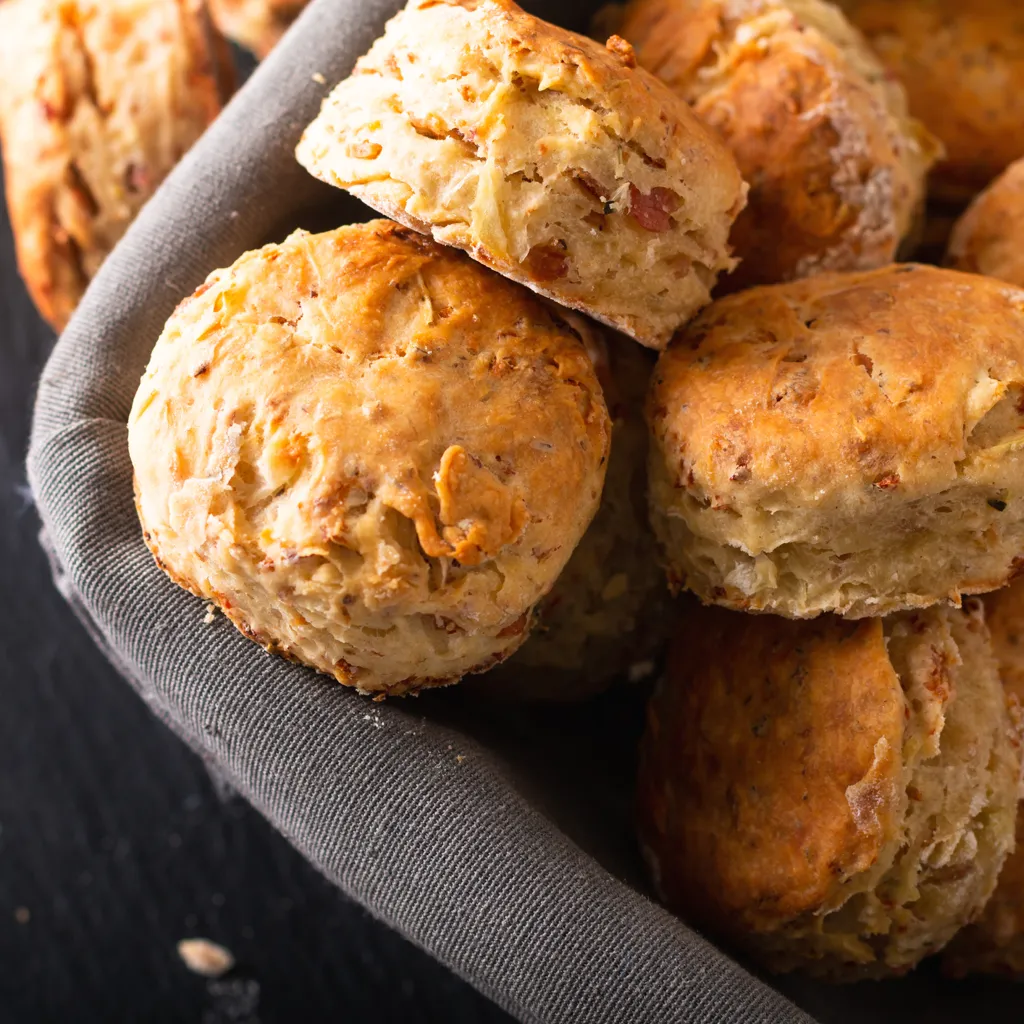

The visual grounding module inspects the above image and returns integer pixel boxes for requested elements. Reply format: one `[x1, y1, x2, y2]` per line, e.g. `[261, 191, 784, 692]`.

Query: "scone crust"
[618, 0, 938, 290]
[209, 0, 308, 58]
[128, 221, 611, 695]
[0, 0, 233, 331]
[649, 264, 1024, 618]
[947, 158, 1024, 289]
[638, 601, 1021, 978]
[840, 0, 1024, 202]
[944, 579, 1024, 977]
[476, 336, 671, 701]
[295, 0, 746, 350]
[641, 612, 907, 931]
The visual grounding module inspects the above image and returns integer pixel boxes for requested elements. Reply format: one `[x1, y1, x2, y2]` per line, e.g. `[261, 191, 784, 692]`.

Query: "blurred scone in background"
[0, 0, 234, 330]
[839, 0, 1024, 204]
[947, 158, 1024, 289]
[612, 0, 938, 289]
[209, 0, 310, 58]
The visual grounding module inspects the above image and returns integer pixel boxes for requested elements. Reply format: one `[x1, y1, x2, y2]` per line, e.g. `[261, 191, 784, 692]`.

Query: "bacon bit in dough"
[526, 242, 570, 282]
[628, 185, 680, 232]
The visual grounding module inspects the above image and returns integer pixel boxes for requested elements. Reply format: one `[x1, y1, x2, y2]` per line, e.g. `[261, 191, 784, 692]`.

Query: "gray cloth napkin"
[25, 1, 821, 1020]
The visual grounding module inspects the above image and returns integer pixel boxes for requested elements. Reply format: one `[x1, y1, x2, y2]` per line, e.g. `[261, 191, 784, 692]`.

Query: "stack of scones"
[100, 0, 1024, 981]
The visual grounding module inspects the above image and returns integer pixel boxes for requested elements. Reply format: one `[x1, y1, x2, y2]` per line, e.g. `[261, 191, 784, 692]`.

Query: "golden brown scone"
[0, 0, 234, 331]
[944, 579, 1024, 977]
[840, 0, 1024, 203]
[637, 600, 1022, 979]
[648, 264, 1024, 619]
[128, 221, 611, 697]
[295, 0, 747, 351]
[209, 0, 308, 59]
[947, 158, 1024, 289]
[472, 335, 671, 702]
[615, 0, 939, 291]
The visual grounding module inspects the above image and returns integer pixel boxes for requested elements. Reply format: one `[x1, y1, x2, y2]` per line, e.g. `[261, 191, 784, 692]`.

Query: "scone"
[0, 0, 234, 331]
[295, 0, 747, 350]
[474, 335, 671, 702]
[945, 580, 1024, 977]
[128, 221, 611, 697]
[209, 0, 309, 59]
[840, 0, 1024, 203]
[947, 158, 1024, 289]
[648, 264, 1024, 619]
[637, 601, 1021, 979]
[615, 0, 939, 290]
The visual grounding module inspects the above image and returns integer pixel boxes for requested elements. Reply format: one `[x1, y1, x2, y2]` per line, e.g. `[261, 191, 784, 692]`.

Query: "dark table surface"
[0, 170, 512, 1023]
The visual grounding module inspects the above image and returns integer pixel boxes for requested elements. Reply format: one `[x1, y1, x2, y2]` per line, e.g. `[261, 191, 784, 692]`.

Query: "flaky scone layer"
[296, 0, 746, 350]
[649, 264, 1024, 618]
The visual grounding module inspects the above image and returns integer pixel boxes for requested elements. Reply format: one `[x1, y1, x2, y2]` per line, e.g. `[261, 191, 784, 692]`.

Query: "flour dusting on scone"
[295, 0, 747, 350]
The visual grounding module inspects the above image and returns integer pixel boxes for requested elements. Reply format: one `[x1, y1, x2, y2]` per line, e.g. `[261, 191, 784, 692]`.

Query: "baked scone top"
[296, 0, 746, 349]
[129, 220, 611, 695]
[840, 0, 1024, 201]
[617, 0, 938, 288]
[650, 264, 1024, 510]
